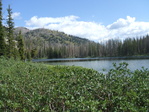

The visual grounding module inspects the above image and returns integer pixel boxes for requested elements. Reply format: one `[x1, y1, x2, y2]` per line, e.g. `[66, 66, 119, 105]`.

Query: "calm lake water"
[44, 59, 149, 73]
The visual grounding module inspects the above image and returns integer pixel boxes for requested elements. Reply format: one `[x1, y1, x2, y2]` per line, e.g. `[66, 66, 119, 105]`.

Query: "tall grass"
[0, 57, 149, 111]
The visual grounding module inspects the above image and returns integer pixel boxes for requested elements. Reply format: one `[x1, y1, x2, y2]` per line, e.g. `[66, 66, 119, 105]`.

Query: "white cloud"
[107, 16, 149, 40]
[107, 16, 135, 29]
[25, 15, 149, 42]
[12, 12, 21, 19]
[25, 15, 79, 27]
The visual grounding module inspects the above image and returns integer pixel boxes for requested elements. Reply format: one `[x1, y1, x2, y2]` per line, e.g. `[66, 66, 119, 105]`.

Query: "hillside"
[14, 27, 149, 59]
[14, 27, 30, 34]
[14, 27, 97, 58]
[14, 27, 91, 45]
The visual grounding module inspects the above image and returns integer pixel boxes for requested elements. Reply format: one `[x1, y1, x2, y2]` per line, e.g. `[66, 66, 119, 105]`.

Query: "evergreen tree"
[31, 48, 38, 58]
[26, 50, 31, 61]
[7, 5, 15, 58]
[17, 31, 25, 60]
[0, 0, 6, 56]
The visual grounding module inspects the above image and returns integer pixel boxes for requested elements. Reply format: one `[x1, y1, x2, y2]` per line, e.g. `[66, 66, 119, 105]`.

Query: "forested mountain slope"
[14, 27, 149, 59]
[14, 27, 91, 45]
[14, 27, 97, 58]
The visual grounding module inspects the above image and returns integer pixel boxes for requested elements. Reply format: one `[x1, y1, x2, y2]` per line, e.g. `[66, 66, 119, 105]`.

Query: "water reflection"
[47, 59, 149, 73]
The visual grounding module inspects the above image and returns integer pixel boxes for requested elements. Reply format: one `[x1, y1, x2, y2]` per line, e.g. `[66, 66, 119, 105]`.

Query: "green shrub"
[0, 58, 149, 111]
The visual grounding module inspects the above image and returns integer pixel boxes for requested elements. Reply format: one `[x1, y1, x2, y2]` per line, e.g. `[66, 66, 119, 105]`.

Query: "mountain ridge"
[14, 27, 97, 58]
[14, 27, 93, 45]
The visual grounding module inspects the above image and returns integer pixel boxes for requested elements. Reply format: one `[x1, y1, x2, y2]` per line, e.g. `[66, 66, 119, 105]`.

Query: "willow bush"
[0, 57, 149, 111]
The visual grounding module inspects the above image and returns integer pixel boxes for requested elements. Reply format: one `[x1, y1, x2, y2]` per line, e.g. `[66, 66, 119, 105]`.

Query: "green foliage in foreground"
[0, 57, 149, 112]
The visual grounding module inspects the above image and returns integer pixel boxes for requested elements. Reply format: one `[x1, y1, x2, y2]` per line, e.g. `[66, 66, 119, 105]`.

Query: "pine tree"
[0, 0, 6, 56]
[7, 5, 15, 58]
[26, 50, 31, 61]
[17, 31, 25, 60]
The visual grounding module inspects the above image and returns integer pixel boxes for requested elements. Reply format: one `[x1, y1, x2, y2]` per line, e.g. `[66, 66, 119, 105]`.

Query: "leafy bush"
[0, 57, 149, 111]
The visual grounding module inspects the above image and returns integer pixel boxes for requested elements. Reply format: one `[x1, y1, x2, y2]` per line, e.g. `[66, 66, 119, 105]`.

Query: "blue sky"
[3, 0, 149, 42]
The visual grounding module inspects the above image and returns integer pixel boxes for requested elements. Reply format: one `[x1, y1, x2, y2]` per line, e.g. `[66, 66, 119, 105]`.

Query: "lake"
[37, 58, 149, 73]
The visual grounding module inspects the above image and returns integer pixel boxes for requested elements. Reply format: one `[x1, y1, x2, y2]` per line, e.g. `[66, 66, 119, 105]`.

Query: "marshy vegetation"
[0, 57, 149, 111]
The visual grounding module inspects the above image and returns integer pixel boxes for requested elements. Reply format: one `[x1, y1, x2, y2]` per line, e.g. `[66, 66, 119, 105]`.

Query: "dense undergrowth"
[0, 57, 149, 112]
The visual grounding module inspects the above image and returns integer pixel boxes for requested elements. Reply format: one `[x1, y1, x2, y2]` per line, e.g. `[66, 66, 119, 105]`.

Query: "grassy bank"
[0, 57, 149, 111]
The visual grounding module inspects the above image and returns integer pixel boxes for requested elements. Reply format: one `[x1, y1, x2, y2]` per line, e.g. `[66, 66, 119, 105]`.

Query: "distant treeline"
[27, 33, 149, 59]
[100, 35, 149, 57]
[36, 35, 149, 58]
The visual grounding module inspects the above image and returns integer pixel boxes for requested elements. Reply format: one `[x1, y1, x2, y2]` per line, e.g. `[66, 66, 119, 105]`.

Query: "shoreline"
[32, 56, 149, 62]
